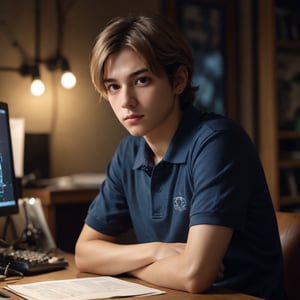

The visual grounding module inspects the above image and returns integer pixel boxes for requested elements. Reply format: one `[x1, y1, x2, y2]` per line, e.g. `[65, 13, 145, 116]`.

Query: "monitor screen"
[0, 102, 19, 217]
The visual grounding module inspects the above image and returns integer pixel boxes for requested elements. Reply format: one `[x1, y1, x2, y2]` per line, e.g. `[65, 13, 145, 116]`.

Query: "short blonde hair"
[90, 15, 197, 110]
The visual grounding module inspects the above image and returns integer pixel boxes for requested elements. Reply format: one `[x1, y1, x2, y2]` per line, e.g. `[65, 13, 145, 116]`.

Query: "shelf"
[277, 40, 300, 50]
[279, 160, 300, 168]
[279, 130, 300, 139]
[258, 0, 300, 210]
[280, 195, 300, 206]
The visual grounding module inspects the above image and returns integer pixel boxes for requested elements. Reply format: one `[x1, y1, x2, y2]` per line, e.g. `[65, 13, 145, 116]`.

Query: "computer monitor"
[0, 102, 19, 217]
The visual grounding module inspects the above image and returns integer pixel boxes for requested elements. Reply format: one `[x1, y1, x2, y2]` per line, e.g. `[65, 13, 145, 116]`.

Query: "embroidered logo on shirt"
[173, 196, 187, 212]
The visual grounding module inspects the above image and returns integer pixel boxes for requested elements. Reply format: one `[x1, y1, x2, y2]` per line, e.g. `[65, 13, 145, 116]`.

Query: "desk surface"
[1, 253, 262, 300]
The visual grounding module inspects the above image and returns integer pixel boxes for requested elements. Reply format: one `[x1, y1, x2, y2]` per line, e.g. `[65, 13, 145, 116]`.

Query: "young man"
[75, 15, 286, 299]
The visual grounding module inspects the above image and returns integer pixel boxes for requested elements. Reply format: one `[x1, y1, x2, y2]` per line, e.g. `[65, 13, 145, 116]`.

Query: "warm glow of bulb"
[61, 71, 77, 89]
[30, 79, 45, 96]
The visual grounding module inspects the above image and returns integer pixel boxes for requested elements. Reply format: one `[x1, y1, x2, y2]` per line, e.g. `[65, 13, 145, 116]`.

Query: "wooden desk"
[1, 253, 262, 300]
[23, 187, 99, 252]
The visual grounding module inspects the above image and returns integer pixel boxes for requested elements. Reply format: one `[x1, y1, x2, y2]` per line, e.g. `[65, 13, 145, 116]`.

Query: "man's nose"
[121, 86, 137, 108]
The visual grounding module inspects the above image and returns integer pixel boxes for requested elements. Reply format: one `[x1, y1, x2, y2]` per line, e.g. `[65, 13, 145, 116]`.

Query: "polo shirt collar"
[132, 139, 151, 170]
[133, 106, 204, 169]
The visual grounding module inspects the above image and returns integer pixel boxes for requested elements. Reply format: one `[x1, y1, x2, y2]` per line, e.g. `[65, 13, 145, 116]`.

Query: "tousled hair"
[90, 15, 198, 110]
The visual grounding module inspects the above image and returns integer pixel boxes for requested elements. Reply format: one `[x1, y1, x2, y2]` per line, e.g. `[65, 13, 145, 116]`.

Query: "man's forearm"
[129, 252, 215, 293]
[75, 240, 161, 275]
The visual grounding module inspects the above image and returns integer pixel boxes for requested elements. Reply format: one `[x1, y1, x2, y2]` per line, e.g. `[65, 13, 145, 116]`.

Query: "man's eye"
[136, 77, 150, 85]
[107, 84, 119, 92]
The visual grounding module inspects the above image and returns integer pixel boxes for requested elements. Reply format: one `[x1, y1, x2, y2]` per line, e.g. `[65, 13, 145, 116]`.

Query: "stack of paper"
[6, 276, 165, 300]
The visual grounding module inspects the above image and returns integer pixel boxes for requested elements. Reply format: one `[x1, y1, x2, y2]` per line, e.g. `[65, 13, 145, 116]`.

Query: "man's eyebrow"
[103, 68, 149, 83]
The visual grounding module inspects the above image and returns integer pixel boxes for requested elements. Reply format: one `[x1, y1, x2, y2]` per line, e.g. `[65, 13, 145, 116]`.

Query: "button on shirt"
[85, 106, 286, 300]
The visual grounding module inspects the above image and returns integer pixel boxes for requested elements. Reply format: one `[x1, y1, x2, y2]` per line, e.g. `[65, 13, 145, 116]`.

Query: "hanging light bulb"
[30, 78, 45, 96]
[61, 70, 77, 89]
[61, 57, 76, 89]
[30, 65, 45, 96]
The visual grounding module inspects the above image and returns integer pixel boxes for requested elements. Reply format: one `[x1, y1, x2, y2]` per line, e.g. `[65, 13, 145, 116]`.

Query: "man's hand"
[128, 225, 232, 293]
[76, 224, 232, 293]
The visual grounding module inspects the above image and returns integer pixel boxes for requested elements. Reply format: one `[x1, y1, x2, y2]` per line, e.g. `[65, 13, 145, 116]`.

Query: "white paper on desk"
[5, 276, 165, 300]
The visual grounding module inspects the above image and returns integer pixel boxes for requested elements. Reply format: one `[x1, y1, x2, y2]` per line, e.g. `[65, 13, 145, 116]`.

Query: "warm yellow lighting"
[28, 197, 36, 205]
[30, 78, 45, 96]
[61, 71, 77, 89]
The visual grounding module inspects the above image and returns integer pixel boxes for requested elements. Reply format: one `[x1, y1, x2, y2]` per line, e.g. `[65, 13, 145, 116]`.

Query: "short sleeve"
[189, 126, 258, 231]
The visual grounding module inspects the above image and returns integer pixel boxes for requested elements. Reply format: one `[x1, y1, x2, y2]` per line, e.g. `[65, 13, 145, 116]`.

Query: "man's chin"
[124, 126, 145, 137]
[129, 132, 144, 137]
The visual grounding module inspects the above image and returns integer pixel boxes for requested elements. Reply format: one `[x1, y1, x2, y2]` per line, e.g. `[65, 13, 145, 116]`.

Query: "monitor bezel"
[0, 101, 19, 217]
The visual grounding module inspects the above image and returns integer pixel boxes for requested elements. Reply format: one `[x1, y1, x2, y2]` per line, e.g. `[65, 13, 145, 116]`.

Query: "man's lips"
[124, 114, 144, 121]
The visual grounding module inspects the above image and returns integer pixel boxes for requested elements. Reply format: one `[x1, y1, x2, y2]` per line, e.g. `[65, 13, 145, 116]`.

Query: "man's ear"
[173, 65, 188, 95]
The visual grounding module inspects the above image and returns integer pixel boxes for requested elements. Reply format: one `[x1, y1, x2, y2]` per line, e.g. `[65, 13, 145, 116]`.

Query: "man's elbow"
[183, 269, 215, 294]
[74, 243, 91, 273]
[184, 278, 212, 294]
[74, 252, 88, 273]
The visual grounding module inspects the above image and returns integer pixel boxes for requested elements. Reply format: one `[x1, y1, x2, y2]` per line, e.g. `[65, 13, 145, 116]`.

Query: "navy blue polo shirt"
[85, 106, 286, 300]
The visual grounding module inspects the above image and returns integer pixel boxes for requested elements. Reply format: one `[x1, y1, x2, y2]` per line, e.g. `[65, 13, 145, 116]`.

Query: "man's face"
[103, 48, 182, 140]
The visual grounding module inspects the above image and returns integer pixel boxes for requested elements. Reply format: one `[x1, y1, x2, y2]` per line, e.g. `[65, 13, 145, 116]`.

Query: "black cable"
[34, 0, 41, 64]
[0, 20, 30, 62]
[56, 0, 63, 56]
[0, 67, 19, 72]
[55, 0, 79, 54]
[0, 263, 24, 282]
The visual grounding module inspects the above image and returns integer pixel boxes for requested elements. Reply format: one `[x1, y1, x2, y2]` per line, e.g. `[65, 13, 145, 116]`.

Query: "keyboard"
[0, 247, 69, 275]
